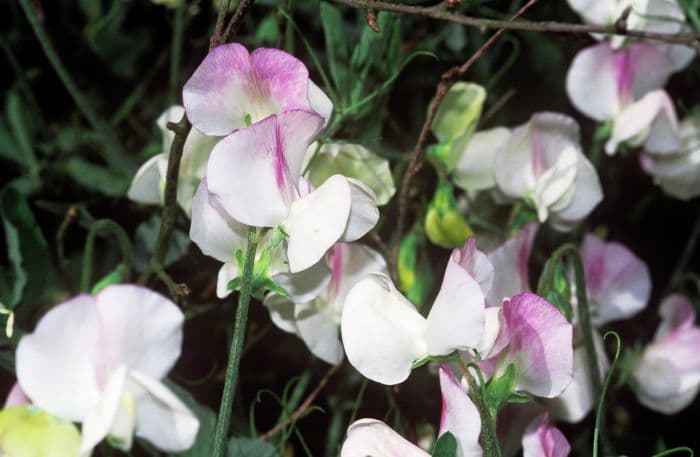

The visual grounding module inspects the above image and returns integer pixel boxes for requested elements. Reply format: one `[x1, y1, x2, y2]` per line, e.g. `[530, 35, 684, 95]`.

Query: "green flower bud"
[424, 182, 473, 249]
[0, 405, 82, 457]
[397, 228, 434, 306]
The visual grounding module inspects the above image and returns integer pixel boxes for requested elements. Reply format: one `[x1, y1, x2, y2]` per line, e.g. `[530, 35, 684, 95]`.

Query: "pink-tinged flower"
[580, 233, 652, 326]
[340, 366, 482, 457]
[631, 294, 700, 414]
[493, 113, 602, 232]
[203, 109, 378, 272]
[521, 412, 570, 457]
[183, 43, 332, 136]
[640, 110, 700, 200]
[263, 243, 387, 365]
[481, 293, 574, 398]
[487, 223, 538, 306]
[341, 239, 488, 385]
[15, 285, 199, 454]
[128, 106, 220, 217]
[4, 383, 30, 407]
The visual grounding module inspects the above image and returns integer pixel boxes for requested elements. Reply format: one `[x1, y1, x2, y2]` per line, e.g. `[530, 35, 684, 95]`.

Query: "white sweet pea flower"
[15, 285, 199, 455]
[128, 106, 220, 217]
[341, 239, 489, 385]
[452, 127, 512, 193]
[493, 113, 603, 232]
[203, 110, 378, 273]
[641, 108, 700, 199]
[263, 242, 387, 365]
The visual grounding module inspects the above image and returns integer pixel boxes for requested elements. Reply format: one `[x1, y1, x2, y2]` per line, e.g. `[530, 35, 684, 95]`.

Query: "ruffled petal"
[206, 110, 324, 228]
[548, 155, 603, 232]
[263, 293, 298, 334]
[341, 178, 379, 242]
[438, 365, 483, 457]
[16, 294, 102, 422]
[274, 257, 333, 303]
[127, 154, 167, 205]
[341, 419, 429, 457]
[295, 303, 344, 364]
[487, 223, 537, 306]
[341, 274, 428, 385]
[130, 371, 199, 452]
[330, 243, 388, 310]
[307, 80, 334, 126]
[284, 174, 352, 272]
[453, 127, 510, 192]
[190, 180, 248, 264]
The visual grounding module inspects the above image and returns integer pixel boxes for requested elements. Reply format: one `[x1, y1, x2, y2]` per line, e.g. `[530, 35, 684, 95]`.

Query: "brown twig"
[367, 8, 380, 32]
[331, 0, 700, 46]
[391, 0, 541, 268]
[259, 363, 341, 440]
[223, 0, 257, 43]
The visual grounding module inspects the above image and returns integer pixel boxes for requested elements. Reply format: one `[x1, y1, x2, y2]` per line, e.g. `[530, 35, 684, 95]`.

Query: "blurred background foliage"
[1, 0, 700, 455]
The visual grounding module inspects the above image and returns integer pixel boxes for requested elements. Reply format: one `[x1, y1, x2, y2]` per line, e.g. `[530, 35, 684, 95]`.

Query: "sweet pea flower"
[478, 293, 574, 398]
[340, 365, 482, 457]
[0, 405, 82, 457]
[580, 233, 652, 325]
[631, 294, 700, 414]
[452, 127, 512, 192]
[486, 223, 538, 307]
[640, 109, 700, 200]
[127, 105, 220, 216]
[263, 242, 387, 365]
[341, 239, 489, 385]
[203, 109, 379, 273]
[15, 285, 199, 455]
[493, 112, 603, 232]
[183, 43, 332, 136]
[303, 142, 396, 206]
[521, 412, 570, 457]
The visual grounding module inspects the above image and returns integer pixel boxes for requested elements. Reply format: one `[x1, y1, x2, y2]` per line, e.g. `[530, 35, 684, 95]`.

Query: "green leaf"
[227, 437, 277, 457]
[90, 263, 128, 294]
[536, 253, 573, 321]
[320, 2, 350, 101]
[431, 431, 458, 457]
[0, 185, 49, 309]
[485, 364, 517, 416]
[5, 89, 36, 172]
[166, 382, 217, 457]
[61, 157, 129, 197]
[397, 227, 435, 306]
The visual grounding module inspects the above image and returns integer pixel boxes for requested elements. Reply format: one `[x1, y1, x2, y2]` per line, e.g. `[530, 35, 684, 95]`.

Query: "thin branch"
[392, 0, 540, 267]
[331, 0, 700, 46]
[259, 363, 341, 441]
[56, 204, 79, 293]
[222, 0, 257, 43]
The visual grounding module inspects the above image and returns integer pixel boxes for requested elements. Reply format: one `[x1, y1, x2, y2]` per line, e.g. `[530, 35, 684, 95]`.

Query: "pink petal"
[487, 223, 537, 306]
[522, 412, 571, 457]
[206, 110, 324, 228]
[438, 365, 482, 457]
[4, 383, 30, 407]
[499, 293, 574, 398]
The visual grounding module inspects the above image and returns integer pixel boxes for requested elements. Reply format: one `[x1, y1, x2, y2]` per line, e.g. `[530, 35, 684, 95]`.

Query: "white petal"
[566, 43, 622, 122]
[341, 274, 428, 385]
[548, 155, 603, 232]
[566, 0, 615, 25]
[263, 293, 298, 334]
[295, 303, 344, 364]
[453, 127, 510, 192]
[79, 366, 129, 455]
[341, 178, 380, 242]
[284, 175, 352, 272]
[130, 371, 199, 452]
[16, 294, 102, 422]
[330, 243, 388, 309]
[273, 257, 333, 303]
[127, 154, 166, 205]
[216, 262, 239, 299]
[438, 366, 483, 457]
[308, 80, 334, 126]
[473, 307, 505, 358]
[341, 419, 429, 457]
[487, 223, 537, 306]
[190, 180, 248, 264]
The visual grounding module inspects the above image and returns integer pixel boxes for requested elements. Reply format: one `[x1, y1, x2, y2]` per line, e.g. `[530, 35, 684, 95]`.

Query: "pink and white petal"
[451, 238, 495, 297]
[190, 180, 248, 264]
[631, 356, 693, 414]
[438, 365, 483, 457]
[628, 42, 679, 100]
[263, 293, 298, 335]
[284, 175, 352, 272]
[331, 243, 388, 311]
[16, 295, 102, 422]
[341, 274, 428, 385]
[548, 156, 603, 232]
[566, 43, 622, 122]
[127, 154, 166, 205]
[522, 413, 570, 457]
[183, 43, 255, 135]
[95, 285, 184, 381]
[487, 223, 537, 307]
[566, 0, 615, 26]
[341, 419, 429, 457]
[606, 90, 680, 155]
[453, 127, 510, 192]
[534, 146, 579, 218]
[250, 47, 311, 116]
[216, 262, 239, 299]
[295, 303, 344, 365]
[79, 366, 129, 455]
[501, 293, 574, 398]
[654, 294, 696, 340]
[426, 247, 487, 355]
[341, 178, 379, 242]
[129, 371, 199, 452]
[307, 80, 334, 126]
[493, 122, 537, 200]
[274, 258, 333, 303]
[581, 234, 651, 325]
[473, 307, 506, 359]
[4, 383, 30, 407]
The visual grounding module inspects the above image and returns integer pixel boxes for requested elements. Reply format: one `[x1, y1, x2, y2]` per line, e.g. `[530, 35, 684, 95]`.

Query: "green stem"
[17, 0, 132, 175]
[458, 360, 502, 457]
[169, 0, 187, 104]
[593, 332, 621, 457]
[81, 219, 133, 292]
[212, 227, 258, 457]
